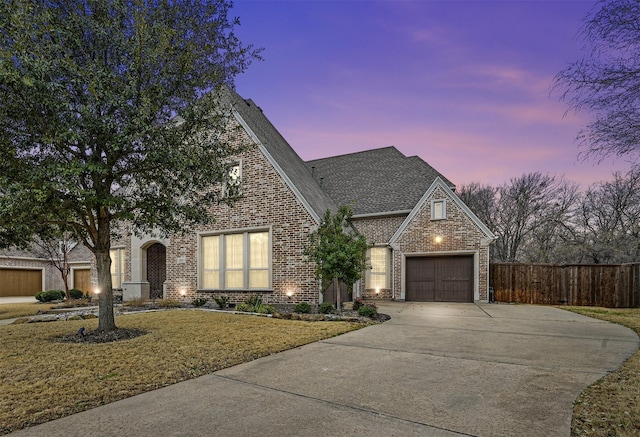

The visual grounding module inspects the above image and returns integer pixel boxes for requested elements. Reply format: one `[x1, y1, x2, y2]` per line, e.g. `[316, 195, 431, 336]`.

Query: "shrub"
[293, 302, 312, 314]
[255, 304, 275, 314]
[213, 295, 229, 309]
[192, 297, 208, 307]
[157, 299, 181, 308]
[245, 294, 263, 307]
[318, 302, 335, 314]
[35, 290, 65, 303]
[358, 304, 378, 318]
[352, 298, 365, 311]
[235, 303, 251, 312]
[68, 288, 84, 299]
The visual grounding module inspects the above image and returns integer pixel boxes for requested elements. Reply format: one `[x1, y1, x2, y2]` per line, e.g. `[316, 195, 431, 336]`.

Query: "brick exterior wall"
[158, 138, 320, 305]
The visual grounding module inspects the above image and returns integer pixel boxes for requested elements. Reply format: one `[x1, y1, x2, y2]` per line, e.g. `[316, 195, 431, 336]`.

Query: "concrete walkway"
[9, 302, 640, 437]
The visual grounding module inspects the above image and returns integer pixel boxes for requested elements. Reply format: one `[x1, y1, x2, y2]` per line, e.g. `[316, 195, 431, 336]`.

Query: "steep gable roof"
[306, 146, 455, 216]
[224, 88, 336, 222]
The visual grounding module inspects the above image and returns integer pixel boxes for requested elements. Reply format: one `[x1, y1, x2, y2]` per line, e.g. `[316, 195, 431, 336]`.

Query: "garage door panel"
[0, 269, 43, 297]
[406, 256, 473, 303]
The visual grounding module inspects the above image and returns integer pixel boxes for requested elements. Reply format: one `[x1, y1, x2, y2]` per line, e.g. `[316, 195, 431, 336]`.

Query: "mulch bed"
[52, 327, 147, 344]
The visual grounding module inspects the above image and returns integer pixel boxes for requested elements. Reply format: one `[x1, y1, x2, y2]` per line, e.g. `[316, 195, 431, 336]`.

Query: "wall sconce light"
[375, 288, 380, 295]
[286, 290, 293, 300]
[179, 289, 186, 298]
[434, 235, 443, 244]
[94, 288, 101, 295]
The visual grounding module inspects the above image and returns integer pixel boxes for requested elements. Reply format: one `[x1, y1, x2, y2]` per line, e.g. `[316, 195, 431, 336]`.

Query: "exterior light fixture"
[180, 289, 186, 298]
[434, 235, 443, 244]
[286, 290, 293, 299]
[375, 288, 380, 295]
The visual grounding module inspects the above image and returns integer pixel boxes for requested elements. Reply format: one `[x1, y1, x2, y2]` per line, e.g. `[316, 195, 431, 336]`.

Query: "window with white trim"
[225, 163, 242, 197]
[110, 248, 125, 289]
[431, 199, 446, 220]
[366, 247, 390, 289]
[201, 230, 270, 289]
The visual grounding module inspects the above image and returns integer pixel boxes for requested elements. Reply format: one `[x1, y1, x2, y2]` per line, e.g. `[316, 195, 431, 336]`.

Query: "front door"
[147, 243, 166, 300]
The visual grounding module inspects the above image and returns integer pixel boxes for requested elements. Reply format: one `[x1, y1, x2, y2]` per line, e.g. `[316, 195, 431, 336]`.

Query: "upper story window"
[110, 248, 125, 289]
[366, 247, 390, 289]
[201, 230, 270, 290]
[225, 162, 242, 197]
[431, 199, 446, 220]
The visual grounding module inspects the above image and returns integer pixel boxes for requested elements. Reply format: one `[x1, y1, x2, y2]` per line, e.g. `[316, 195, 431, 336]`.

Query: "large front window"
[367, 247, 390, 289]
[201, 230, 270, 289]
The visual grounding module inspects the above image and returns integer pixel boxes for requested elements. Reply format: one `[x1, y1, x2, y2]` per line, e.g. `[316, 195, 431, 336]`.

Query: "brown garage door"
[0, 268, 43, 297]
[406, 256, 473, 302]
[73, 269, 92, 294]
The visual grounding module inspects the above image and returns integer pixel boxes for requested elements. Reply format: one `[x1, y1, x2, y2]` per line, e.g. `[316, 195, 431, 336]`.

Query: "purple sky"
[231, 0, 633, 188]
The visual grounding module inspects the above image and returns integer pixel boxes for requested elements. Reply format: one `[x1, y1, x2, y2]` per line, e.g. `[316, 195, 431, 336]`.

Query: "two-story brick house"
[119, 87, 495, 305]
[1, 87, 495, 304]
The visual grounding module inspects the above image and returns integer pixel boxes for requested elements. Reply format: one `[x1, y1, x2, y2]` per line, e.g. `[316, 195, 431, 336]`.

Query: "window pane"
[203, 271, 219, 289]
[368, 248, 389, 289]
[110, 249, 121, 288]
[250, 232, 269, 269]
[225, 234, 243, 269]
[226, 271, 243, 288]
[433, 200, 445, 219]
[370, 248, 387, 273]
[249, 270, 269, 288]
[202, 236, 219, 269]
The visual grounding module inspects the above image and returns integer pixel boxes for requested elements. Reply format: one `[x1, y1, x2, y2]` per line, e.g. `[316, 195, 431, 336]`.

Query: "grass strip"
[563, 307, 640, 436]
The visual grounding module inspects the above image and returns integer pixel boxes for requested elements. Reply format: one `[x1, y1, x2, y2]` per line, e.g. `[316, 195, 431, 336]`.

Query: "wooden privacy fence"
[490, 263, 640, 308]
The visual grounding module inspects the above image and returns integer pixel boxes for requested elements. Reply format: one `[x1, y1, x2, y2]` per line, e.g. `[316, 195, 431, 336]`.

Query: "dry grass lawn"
[563, 307, 640, 436]
[0, 303, 55, 320]
[0, 308, 361, 434]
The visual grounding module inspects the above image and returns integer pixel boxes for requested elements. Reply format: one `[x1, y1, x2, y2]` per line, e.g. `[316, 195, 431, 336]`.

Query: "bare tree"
[30, 234, 77, 299]
[460, 174, 579, 263]
[554, 0, 640, 162]
[572, 165, 640, 263]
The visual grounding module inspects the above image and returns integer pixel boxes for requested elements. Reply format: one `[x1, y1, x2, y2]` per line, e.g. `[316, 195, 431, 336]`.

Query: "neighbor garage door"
[0, 268, 43, 297]
[406, 256, 473, 302]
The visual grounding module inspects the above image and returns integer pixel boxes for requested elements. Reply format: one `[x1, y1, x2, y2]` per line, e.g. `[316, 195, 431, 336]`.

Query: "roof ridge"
[306, 145, 402, 163]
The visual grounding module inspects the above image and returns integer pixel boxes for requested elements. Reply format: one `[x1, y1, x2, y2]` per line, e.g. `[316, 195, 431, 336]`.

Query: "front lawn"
[0, 303, 55, 320]
[563, 307, 640, 436]
[0, 309, 360, 434]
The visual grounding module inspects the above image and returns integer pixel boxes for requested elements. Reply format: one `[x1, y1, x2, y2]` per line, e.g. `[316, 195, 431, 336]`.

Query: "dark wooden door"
[147, 243, 166, 300]
[406, 256, 473, 302]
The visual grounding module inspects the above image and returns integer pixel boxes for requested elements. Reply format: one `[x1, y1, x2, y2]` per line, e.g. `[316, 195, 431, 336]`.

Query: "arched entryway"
[146, 243, 166, 300]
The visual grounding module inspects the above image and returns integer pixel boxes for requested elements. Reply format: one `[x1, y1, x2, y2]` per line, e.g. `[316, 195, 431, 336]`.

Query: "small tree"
[305, 206, 371, 312]
[30, 232, 77, 299]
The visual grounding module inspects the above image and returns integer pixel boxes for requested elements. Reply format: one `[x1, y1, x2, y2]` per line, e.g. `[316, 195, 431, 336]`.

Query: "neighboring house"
[0, 244, 94, 297]
[120, 88, 495, 305]
[0, 87, 495, 303]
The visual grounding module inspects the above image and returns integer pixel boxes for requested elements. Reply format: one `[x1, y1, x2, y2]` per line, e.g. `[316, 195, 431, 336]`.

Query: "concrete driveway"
[10, 302, 639, 437]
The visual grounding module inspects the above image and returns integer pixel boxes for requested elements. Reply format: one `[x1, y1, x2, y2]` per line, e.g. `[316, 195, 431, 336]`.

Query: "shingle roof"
[225, 88, 337, 222]
[306, 147, 455, 216]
